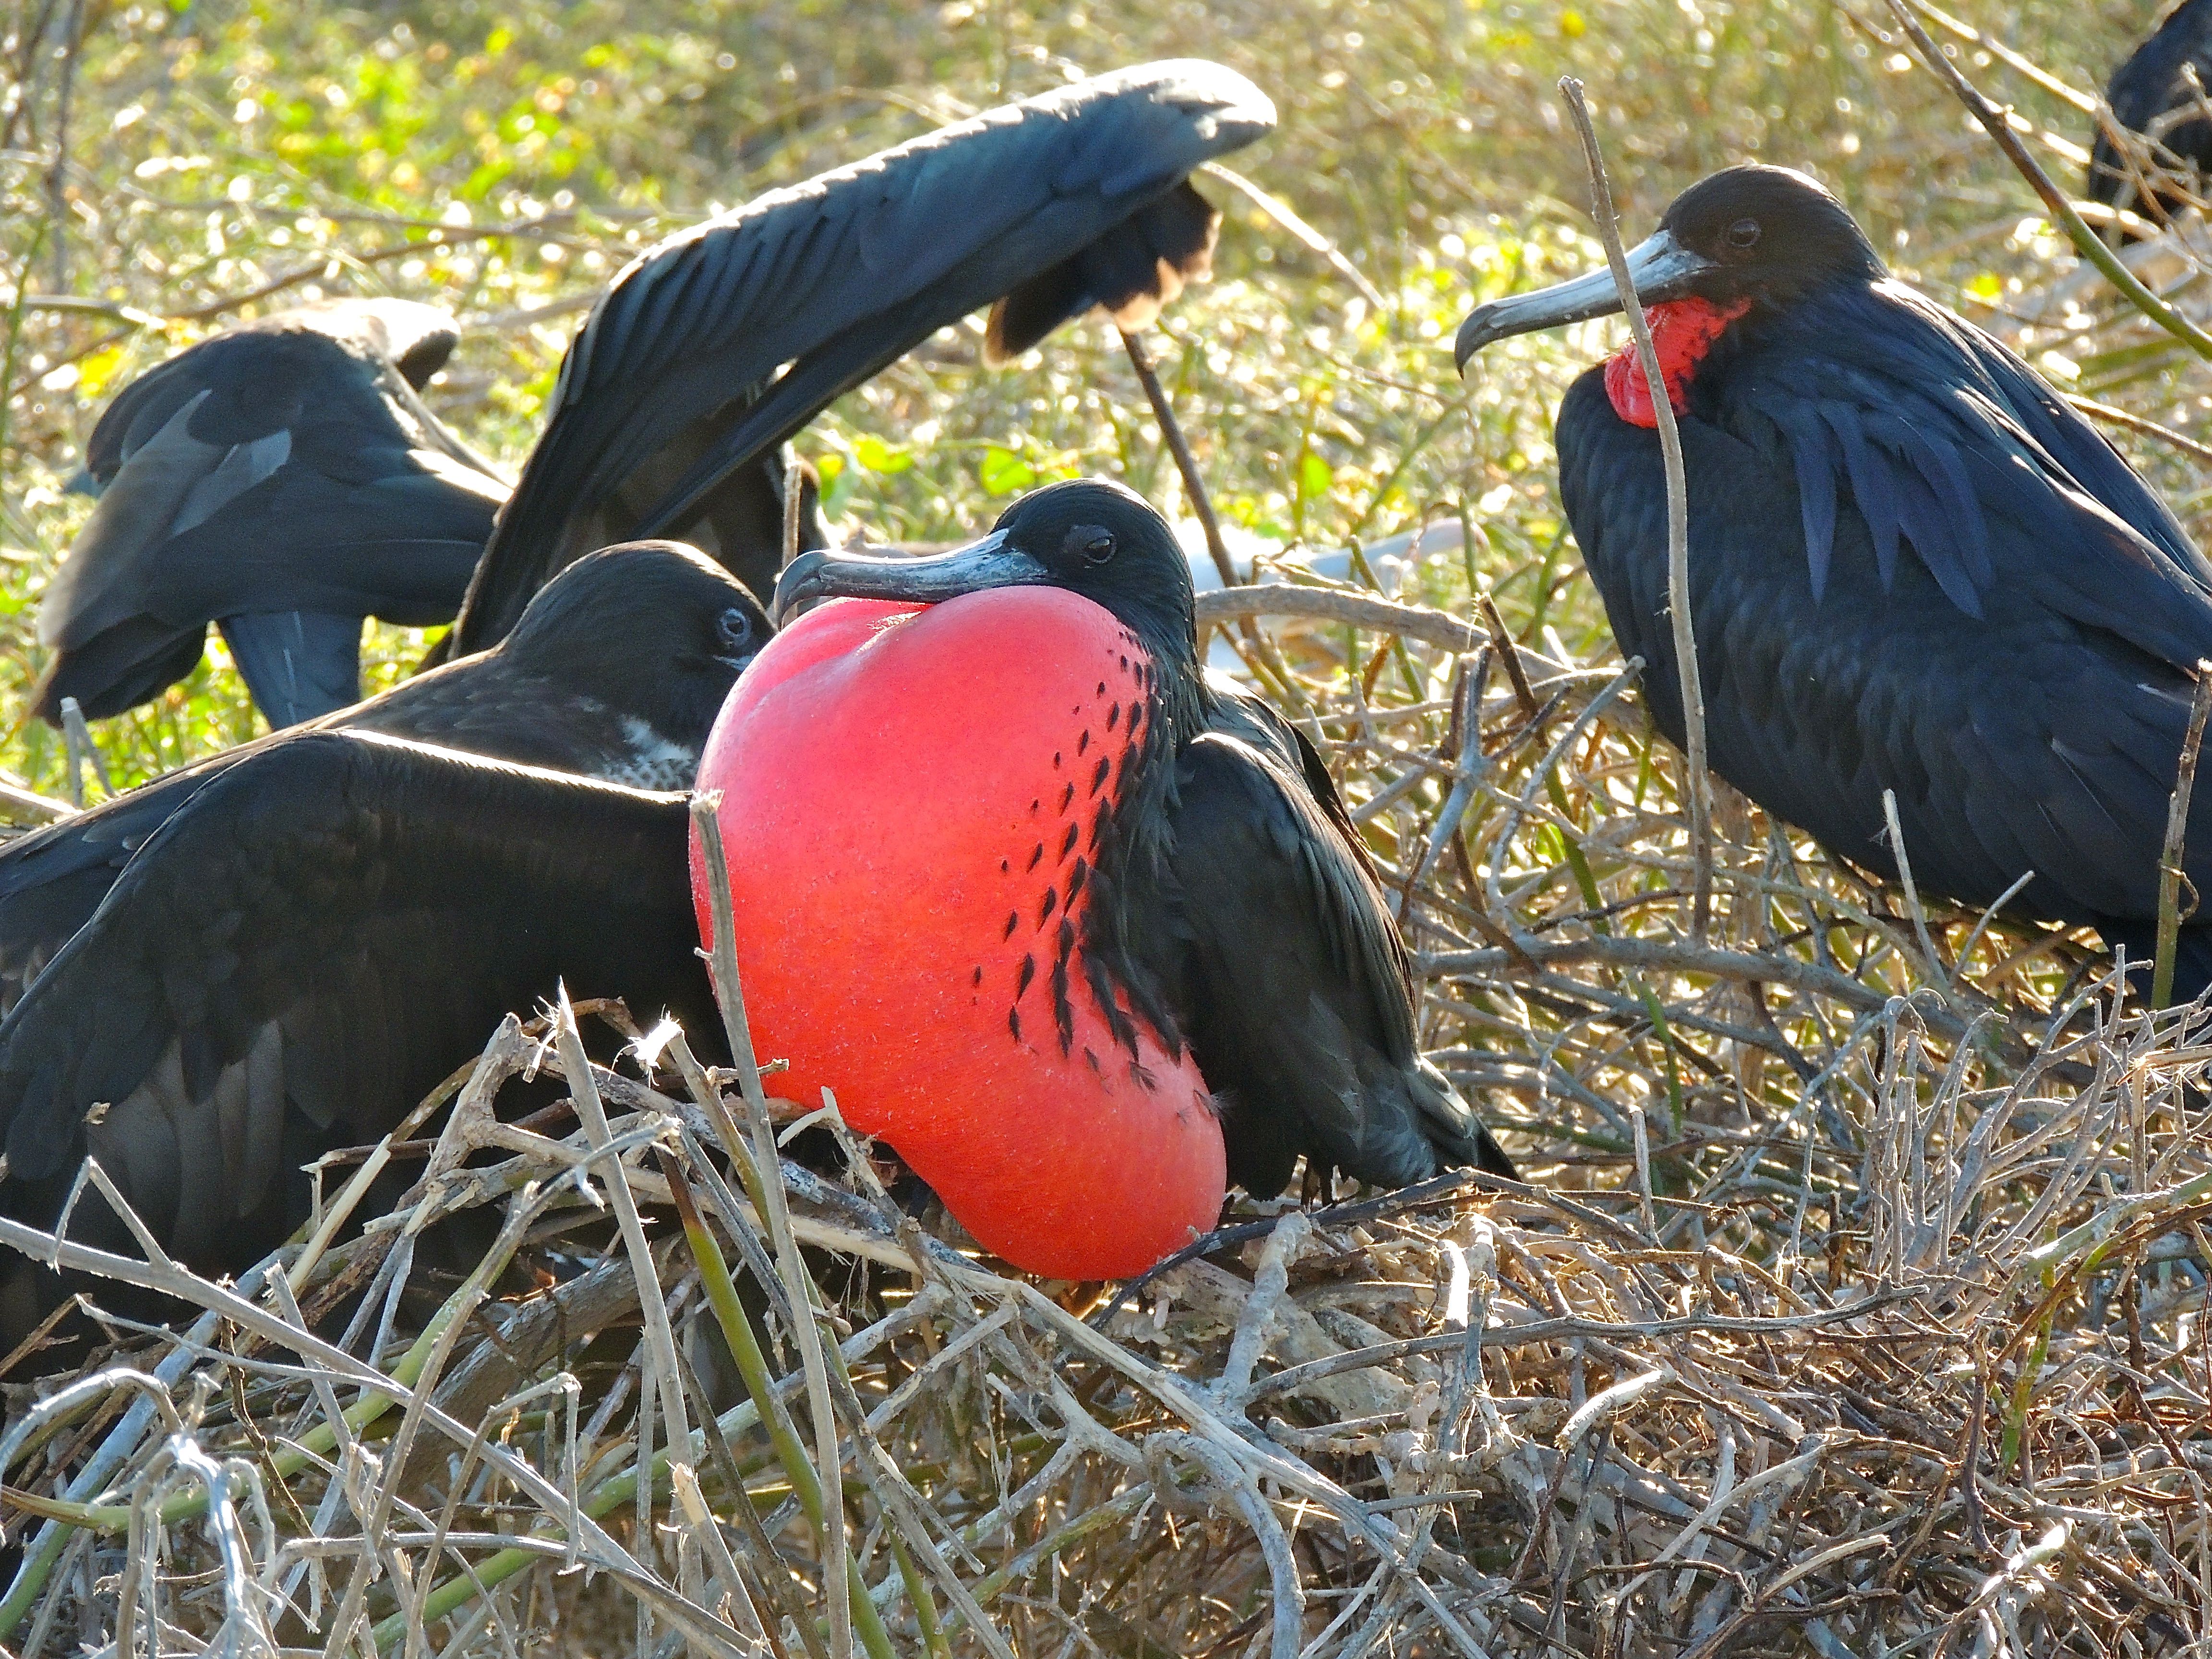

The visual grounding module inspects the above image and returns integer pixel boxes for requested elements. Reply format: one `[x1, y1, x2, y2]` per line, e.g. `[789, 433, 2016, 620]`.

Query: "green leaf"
[853, 435, 912, 475]
[1298, 451, 1333, 502]
[980, 445, 1036, 496]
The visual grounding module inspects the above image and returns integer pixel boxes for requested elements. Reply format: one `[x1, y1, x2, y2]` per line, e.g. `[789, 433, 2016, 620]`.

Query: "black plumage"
[440, 59, 1275, 656]
[36, 299, 508, 727]
[0, 732, 710, 1350]
[2090, 0, 2212, 228]
[772, 479, 1516, 1196]
[1455, 164, 2212, 991]
[0, 541, 766, 1019]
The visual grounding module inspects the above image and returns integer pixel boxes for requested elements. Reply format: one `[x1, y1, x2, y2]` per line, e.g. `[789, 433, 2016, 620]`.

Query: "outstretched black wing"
[1142, 697, 1513, 1197]
[36, 300, 505, 723]
[445, 59, 1274, 652]
[0, 745, 267, 1020]
[0, 731, 709, 1314]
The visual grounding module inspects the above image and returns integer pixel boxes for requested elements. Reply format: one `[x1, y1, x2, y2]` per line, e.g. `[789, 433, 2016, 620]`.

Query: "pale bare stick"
[2153, 662, 2212, 1009]
[1557, 76, 1713, 936]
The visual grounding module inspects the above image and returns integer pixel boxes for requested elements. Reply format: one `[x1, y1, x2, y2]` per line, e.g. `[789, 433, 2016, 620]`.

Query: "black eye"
[716, 607, 756, 651]
[1725, 218, 1761, 251]
[1081, 532, 1116, 566]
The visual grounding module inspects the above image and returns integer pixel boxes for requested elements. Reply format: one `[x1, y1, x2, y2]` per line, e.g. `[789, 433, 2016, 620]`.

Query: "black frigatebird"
[0, 728, 713, 1351]
[0, 541, 767, 1020]
[438, 59, 1276, 656]
[699, 478, 1516, 1278]
[1454, 163, 2212, 992]
[2089, 0, 2212, 229]
[34, 299, 508, 727]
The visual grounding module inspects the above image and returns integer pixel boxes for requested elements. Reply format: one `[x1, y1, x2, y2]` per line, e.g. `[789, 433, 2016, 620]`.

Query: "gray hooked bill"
[1453, 229, 1718, 373]
[770, 531, 1053, 625]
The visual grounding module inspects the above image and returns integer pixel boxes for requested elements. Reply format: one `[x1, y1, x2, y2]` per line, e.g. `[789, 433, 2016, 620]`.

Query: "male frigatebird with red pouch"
[693, 479, 1515, 1280]
[1455, 164, 2212, 994]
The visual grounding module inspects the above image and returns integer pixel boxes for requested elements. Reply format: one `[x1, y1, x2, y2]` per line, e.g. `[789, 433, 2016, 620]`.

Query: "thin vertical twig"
[782, 447, 805, 573]
[1119, 326, 1238, 590]
[2153, 663, 2212, 1009]
[1882, 789, 1952, 994]
[1557, 77, 1713, 937]
[554, 991, 689, 1451]
[44, 0, 83, 294]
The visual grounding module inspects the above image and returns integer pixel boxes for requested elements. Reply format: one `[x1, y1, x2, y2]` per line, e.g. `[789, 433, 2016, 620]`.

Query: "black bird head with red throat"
[1455, 166, 1885, 420]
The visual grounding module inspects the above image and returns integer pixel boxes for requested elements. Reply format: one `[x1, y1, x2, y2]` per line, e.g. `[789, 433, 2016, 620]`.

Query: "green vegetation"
[0, 0, 2186, 796]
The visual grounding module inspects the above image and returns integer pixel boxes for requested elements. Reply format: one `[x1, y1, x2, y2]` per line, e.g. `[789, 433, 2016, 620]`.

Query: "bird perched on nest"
[2089, 0, 2212, 231]
[33, 299, 508, 728]
[0, 478, 1515, 1348]
[0, 541, 769, 1352]
[0, 541, 767, 1022]
[1455, 163, 2212, 997]
[716, 478, 1517, 1279]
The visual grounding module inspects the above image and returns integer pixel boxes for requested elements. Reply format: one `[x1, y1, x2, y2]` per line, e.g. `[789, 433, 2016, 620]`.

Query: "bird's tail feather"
[217, 611, 362, 729]
[1414, 1055, 1518, 1181]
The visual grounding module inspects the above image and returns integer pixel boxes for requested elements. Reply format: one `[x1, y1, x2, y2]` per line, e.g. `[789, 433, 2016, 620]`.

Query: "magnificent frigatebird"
[1454, 164, 2212, 993]
[2089, 0, 2212, 229]
[0, 729, 715, 1351]
[0, 541, 767, 1020]
[0, 486, 1507, 1333]
[438, 59, 1276, 656]
[705, 478, 1516, 1279]
[33, 299, 508, 727]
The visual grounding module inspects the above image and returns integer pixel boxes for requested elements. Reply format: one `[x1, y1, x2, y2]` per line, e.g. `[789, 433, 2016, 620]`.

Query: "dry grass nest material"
[3, 563, 2212, 1659]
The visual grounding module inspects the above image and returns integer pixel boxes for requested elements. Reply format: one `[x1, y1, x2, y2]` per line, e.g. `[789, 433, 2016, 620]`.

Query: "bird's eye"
[1725, 218, 1761, 251]
[1081, 532, 1117, 566]
[716, 607, 756, 651]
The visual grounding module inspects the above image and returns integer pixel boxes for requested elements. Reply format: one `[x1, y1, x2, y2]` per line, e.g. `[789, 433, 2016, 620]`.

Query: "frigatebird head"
[500, 539, 773, 750]
[1455, 164, 1886, 371]
[773, 477, 1199, 667]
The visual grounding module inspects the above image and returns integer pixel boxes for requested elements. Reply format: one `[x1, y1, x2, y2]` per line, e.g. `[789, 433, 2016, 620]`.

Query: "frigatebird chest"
[691, 590, 1225, 1280]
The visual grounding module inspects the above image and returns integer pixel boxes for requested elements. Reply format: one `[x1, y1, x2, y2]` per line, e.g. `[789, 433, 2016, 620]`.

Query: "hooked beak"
[1453, 229, 1719, 374]
[771, 530, 1051, 626]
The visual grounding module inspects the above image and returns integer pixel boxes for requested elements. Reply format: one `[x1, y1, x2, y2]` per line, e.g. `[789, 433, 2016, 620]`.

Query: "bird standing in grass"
[707, 478, 1516, 1280]
[1455, 164, 2212, 995]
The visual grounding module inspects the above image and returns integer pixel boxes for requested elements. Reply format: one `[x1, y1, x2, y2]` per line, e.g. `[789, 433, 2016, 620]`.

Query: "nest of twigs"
[3, 562, 2211, 1659]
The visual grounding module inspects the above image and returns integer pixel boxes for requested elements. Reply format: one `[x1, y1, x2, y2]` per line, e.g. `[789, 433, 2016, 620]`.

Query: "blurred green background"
[0, 0, 2188, 795]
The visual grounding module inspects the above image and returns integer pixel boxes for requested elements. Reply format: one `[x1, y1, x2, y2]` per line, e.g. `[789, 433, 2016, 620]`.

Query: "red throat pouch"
[1603, 297, 1750, 427]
